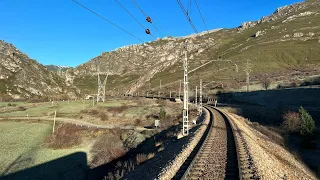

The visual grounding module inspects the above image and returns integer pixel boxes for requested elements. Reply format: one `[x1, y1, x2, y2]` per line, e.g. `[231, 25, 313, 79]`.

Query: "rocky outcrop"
[0, 40, 78, 99]
[74, 35, 215, 94]
[293, 32, 304, 38]
[238, 1, 320, 31]
[252, 30, 266, 38]
[238, 21, 258, 31]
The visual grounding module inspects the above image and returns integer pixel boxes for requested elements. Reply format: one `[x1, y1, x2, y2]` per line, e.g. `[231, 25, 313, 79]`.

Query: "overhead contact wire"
[72, 0, 144, 42]
[177, 0, 198, 33]
[193, 0, 209, 32]
[129, 0, 164, 36]
[113, 0, 156, 39]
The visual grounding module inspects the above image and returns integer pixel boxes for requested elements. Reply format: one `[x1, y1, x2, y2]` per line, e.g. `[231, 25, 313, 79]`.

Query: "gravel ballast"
[222, 109, 317, 179]
[157, 108, 210, 179]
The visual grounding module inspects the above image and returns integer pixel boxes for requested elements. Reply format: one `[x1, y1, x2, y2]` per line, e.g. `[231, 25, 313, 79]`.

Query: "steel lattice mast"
[195, 86, 198, 105]
[199, 79, 203, 114]
[183, 41, 189, 136]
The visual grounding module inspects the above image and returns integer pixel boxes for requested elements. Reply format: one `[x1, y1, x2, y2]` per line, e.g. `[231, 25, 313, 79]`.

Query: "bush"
[18, 106, 27, 111]
[159, 106, 166, 120]
[136, 153, 155, 165]
[45, 124, 82, 149]
[299, 107, 316, 136]
[99, 112, 109, 121]
[261, 75, 271, 90]
[134, 119, 141, 126]
[282, 111, 301, 133]
[90, 134, 125, 167]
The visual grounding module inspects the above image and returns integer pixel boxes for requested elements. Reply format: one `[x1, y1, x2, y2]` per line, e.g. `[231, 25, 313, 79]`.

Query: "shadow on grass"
[0, 152, 89, 180]
[0, 111, 209, 180]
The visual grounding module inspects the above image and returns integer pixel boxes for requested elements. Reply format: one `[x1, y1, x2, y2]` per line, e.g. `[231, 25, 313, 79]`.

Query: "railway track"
[174, 105, 239, 179]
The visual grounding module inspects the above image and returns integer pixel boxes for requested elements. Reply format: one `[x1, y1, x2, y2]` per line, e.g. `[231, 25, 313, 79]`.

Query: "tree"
[299, 106, 316, 136]
[159, 106, 166, 120]
[261, 75, 271, 90]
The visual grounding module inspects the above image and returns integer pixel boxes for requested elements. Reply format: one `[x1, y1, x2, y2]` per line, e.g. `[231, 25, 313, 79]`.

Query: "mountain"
[73, 0, 320, 95]
[0, 40, 79, 100]
[46, 65, 71, 72]
[1, 0, 320, 99]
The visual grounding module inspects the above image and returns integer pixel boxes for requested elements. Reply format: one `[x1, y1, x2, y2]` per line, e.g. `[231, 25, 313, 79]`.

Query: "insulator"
[146, 16, 152, 23]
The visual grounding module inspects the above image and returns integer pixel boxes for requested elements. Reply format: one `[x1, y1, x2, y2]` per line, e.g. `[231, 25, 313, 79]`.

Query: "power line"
[177, 0, 198, 33]
[113, 0, 156, 39]
[72, 0, 144, 42]
[193, 0, 209, 32]
[187, 0, 192, 16]
[129, 0, 165, 36]
[130, 0, 148, 17]
[153, 21, 169, 36]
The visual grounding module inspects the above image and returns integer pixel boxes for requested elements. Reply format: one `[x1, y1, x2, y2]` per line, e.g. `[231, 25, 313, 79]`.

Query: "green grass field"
[0, 121, 90, 175]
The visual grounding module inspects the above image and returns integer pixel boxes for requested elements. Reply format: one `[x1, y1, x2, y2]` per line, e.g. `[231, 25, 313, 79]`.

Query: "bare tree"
[261, 75, 271, 90]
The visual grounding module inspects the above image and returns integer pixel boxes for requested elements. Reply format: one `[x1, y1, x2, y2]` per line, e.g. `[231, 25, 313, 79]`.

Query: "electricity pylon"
[97, 72, 109, 102]
[95, 58, 110, 102]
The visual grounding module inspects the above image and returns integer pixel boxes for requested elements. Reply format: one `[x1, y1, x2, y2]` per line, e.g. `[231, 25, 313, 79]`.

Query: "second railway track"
[174, 105, 239, 179]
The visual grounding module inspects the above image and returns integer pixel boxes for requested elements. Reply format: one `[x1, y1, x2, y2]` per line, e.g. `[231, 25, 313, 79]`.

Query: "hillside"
[0, 40, 78, 100]
[46, 65, 71, 73]
[73, 0, 320, 96]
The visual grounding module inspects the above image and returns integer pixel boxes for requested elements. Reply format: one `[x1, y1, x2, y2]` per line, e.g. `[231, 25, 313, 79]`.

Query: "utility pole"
[244, 59, 252, 92]
[52, 111, 57, 134]
[179, 80, 181, 99]
[195, 86, 198, 105]
[182, 41, 189, 136]
[158, 79, 162, 97]
[170, 90, 172, 98]
[199, 79, 203, 114]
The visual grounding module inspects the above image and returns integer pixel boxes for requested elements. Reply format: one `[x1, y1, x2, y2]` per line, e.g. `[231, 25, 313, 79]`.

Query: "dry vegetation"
[90, 133, 125, 167]
[44, 124, 83, 149]
[282, 111, 301, 133]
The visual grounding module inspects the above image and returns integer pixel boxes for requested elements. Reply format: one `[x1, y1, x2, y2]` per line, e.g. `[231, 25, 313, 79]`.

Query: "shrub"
[261, 75, 271, 90]
[282, 111, 301, 133]
[299, 107, 316, 136]
[159, 106, 166, 120]
[90, 134, 125, 167]
[134, 119, 141, 126]
[90, 109, 99, 115]
[99, 112, 109, 121]
[18, 106, 27, 111]
[136, 153, 155, 165]
[45, 124, 82, 149]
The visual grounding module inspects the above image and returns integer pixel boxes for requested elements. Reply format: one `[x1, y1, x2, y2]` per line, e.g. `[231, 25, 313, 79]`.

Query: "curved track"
[174, 106, 239, 179]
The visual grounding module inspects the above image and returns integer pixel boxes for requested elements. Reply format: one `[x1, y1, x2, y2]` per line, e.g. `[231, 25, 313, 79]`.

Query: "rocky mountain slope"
[0, 40, 78, 100]
[46, 65, 71, 73]
[73, 0, 320, 95]
[1, 0, 320, 99]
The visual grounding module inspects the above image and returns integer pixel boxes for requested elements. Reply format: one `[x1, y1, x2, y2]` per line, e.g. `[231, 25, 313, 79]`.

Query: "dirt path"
[0, 116, 148, 131]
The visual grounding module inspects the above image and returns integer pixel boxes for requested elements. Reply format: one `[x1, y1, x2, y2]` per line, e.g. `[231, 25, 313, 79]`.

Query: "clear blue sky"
[0, 0, 303, 67]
